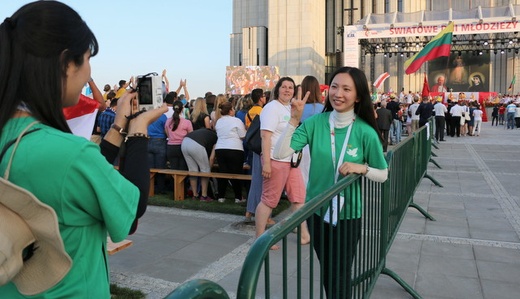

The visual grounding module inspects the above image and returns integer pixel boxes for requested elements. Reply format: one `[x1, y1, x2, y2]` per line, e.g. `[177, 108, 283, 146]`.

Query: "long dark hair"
[0, 1, 99, 132]
[323, 67, 383, 143]
[170, 100, 184, 131]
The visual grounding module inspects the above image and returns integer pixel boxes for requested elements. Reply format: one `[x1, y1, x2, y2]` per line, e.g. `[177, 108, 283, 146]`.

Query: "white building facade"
[231, 0, 519, 93]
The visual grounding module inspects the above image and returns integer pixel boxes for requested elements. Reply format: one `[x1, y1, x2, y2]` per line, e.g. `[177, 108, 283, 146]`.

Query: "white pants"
[472, 120, 482, 136]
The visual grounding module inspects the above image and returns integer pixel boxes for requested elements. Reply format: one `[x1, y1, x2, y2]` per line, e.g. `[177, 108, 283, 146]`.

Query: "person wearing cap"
[0, 2, 167, 298]
[415, 96, 434, 128]
[433, 97, 448, 141]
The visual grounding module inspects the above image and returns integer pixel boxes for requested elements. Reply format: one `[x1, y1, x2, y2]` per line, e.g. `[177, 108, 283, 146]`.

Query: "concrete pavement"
[109, 121, 520, 299]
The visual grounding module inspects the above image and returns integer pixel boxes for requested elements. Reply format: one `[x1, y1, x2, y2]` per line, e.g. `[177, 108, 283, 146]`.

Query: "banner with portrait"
[428, 52, 490, 93]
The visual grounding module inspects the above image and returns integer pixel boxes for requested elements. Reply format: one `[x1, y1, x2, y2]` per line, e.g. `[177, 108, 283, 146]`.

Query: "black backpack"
[245, 113, 262, 155]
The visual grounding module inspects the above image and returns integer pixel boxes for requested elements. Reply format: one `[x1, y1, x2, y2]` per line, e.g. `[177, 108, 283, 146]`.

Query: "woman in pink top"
[165, 100, 193, 170]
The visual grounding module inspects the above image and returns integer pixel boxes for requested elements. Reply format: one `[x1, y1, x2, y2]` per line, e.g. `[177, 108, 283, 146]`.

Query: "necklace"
[277, 99, 291, 113]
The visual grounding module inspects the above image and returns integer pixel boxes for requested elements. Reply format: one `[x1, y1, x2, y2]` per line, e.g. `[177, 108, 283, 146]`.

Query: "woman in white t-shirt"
[214, 101, 247, 203]
[255, 77, 310, 250]
[472, 104, 484, 136]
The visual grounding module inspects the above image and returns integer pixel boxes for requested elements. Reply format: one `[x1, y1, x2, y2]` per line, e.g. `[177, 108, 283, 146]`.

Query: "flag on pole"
[63, 94, 99, 140]
[404, 22, 454, 75]
[421, 74, 430, 98]
[508, 74, 516, 91]
[373, 72, 390, 89]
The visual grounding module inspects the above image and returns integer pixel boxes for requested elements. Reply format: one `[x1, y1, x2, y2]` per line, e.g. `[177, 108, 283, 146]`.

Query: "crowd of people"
[18, 1, 520, 298]
[491, 101, 520, 129]
[370, 89, 520, 149]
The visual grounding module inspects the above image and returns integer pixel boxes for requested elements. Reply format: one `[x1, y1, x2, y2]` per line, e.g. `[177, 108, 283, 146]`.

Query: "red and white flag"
[373, 72, 390, 89]
[63, 94, 99, 140]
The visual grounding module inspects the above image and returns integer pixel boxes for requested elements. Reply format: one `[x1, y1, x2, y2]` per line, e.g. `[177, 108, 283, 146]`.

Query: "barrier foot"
[409, 202, 436, 221]
[164, 279, 230, 299]
[431, 151, 438, 157]
[424, 173, 443, 187]
[429, 158, 442, 169]
[381, 268, 422, 299]
[432, 142, 440, 150]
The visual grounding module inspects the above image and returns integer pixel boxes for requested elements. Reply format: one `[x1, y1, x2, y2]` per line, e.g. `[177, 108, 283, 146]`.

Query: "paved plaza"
[109, 121, 520, 299]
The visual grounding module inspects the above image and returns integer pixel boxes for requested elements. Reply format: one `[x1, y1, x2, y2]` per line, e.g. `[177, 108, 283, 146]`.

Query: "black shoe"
[440, 139, 446, 141]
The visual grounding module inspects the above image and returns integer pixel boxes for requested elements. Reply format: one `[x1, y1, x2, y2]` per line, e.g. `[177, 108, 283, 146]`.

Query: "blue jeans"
[246, 153, 262, 214]
[390, 119, 402, 144]
[507, 112, 516, 129]
[148, 138, 167, 192]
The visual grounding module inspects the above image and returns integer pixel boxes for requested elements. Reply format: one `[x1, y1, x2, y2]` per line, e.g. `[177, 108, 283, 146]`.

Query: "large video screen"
[226, 66, 280, 95]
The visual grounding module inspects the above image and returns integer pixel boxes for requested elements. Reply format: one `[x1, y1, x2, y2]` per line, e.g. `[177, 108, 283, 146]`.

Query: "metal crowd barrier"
[165, 122, 439, 299]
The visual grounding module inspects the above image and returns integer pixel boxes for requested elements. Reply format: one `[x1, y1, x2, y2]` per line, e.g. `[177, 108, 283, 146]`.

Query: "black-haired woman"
[214, 101, 247, 203]
[165, 100, 193, 171]
[0, 2, 166, 297]
[274, 67, 389, 298]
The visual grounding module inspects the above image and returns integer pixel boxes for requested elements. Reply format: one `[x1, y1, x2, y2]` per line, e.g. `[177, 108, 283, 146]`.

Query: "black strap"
[0, 129, 41, 161]
[246, 113, 253, 122]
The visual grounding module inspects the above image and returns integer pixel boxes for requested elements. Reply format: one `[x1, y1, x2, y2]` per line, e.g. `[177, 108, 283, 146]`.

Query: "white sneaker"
[235, 198, 246, 204]
[218, 198, 226, 203]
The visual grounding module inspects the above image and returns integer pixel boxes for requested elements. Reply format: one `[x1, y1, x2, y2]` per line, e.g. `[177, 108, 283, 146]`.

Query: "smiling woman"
[273, 66, 389, 298]
[254, 77, 311, 251]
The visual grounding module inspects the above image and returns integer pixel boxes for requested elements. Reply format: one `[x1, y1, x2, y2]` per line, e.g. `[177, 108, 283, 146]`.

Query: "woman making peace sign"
[274, 66, 388, 298]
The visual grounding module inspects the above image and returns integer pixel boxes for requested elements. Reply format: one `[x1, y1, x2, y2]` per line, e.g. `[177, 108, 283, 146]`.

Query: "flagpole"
[444, 57, 451, 95]
[443, 22, 454, 95]
[512, 57, 516, 95]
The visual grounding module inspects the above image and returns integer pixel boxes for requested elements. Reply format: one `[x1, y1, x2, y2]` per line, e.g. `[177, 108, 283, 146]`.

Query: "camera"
[135, 72, 164, 112]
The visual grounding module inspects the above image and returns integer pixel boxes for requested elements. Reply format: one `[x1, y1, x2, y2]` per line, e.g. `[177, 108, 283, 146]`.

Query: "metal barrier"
[165, 123, 439, 299]
[164, 279, 230, 299]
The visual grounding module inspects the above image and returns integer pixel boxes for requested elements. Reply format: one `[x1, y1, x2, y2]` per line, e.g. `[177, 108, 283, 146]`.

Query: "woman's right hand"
[262, 161, 271, 178]
[127, 103, 168, 135]
[112, 91, 135, 129]
[290, 87, 310, 126]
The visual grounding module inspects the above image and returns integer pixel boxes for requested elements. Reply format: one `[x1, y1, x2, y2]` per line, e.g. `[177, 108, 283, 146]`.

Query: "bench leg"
[149, 172, 156, 197]
[173, 174, 187, 201]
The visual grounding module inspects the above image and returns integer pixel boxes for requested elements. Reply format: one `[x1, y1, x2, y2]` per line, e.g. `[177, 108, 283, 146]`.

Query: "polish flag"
[63, 94, 99, 140]
[373, 72, 390, 89]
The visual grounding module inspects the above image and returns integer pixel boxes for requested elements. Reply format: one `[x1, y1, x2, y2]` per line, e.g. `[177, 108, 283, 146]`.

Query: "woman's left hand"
[338, 162, 366, 176]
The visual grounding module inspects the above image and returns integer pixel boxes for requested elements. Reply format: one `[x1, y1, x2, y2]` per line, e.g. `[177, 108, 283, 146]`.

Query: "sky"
[4, 0, 233, 98]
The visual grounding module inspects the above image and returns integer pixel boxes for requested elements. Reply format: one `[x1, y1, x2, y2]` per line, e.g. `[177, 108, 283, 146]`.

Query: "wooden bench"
[107, 237, 133, 255]
[150, 168, 252, 201]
